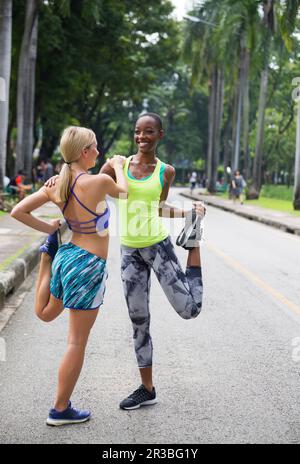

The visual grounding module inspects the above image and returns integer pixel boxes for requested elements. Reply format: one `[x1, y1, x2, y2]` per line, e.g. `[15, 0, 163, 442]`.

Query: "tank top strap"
[62, 172, 87, 214]
[70, 172, 87, 191]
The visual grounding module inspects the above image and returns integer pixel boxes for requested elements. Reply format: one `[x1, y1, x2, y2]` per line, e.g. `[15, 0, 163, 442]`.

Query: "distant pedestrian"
[231, 170, 246, 204]
[189, 171, 197, 194]
[38, 159, 54, 182]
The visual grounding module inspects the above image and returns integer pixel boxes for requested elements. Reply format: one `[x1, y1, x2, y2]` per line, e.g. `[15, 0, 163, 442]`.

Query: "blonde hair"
[57, 126, 95, 202]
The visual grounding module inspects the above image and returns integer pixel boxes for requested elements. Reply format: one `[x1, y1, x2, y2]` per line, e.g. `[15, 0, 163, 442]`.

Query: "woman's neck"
[71, 161, 89, 174]
[134, 151, 157, 164]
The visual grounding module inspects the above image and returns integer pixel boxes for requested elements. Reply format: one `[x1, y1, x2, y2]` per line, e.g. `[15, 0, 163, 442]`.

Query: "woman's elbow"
[11, 206, 22, 220]
[10, 206, 18, 218]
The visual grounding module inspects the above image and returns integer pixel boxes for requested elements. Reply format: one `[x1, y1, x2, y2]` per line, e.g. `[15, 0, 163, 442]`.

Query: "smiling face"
[134, 116, 164, 154]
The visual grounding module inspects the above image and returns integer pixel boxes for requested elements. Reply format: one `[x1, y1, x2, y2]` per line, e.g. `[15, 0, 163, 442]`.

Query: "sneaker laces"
[129, 386, 152, 402]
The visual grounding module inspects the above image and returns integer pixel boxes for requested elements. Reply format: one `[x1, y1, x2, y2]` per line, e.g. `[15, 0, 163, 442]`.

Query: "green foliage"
[260, 184, 294, 201]
[5, 0, 300, 189]
[8, 0, 179, 165]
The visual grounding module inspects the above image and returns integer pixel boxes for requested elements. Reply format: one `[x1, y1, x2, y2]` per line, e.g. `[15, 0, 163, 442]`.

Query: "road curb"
[0, 222, 67, 311]
[180, 191, 300, 236]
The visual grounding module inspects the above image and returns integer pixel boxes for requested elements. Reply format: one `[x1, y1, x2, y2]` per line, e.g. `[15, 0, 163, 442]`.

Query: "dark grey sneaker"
[176, 208, 203, 250]
[119, 385, 157, 410]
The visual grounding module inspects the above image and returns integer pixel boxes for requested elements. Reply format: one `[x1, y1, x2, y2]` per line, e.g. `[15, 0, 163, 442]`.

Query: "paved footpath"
[0, 203, 67, 316]
[0, 202, 62, 269]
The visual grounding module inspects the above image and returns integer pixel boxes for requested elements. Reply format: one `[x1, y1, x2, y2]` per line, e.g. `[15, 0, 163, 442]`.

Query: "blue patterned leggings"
[121, 236, 203, 368]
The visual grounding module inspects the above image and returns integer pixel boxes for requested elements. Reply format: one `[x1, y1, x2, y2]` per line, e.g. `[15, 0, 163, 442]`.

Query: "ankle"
[54, 401, 69, 412]
[143, 384, 154, 393]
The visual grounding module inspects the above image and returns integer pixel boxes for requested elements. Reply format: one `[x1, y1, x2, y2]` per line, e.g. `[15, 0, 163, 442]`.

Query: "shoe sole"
[120, 398, 158, 410]
[46, 416, 90, 426]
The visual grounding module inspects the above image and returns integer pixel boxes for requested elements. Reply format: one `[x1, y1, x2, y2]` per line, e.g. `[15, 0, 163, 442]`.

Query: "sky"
[170, 0, 194, 20]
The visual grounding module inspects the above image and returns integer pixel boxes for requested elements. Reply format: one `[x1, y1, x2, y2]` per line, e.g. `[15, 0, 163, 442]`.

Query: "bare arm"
[99, 156, 128, 199]
[159, 165, 206, 218]
[159, 166, 188, 218]
[11, 187, 60, 234]
[99, 161, 116, 181]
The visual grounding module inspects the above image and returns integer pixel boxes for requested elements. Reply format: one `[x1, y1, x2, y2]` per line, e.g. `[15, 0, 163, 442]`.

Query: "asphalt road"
[0, 188, 300, 444]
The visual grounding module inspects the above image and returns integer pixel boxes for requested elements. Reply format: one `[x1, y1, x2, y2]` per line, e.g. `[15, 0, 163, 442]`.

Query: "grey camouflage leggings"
[121, 236, 203, 368]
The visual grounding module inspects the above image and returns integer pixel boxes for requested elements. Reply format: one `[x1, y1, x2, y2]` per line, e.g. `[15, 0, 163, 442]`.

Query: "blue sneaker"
[46, 401, 91, 426]
[39, 229, 61, 261]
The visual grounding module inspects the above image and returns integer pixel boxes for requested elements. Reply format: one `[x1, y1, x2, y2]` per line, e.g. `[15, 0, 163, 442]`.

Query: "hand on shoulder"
[107, 155, 126, 169]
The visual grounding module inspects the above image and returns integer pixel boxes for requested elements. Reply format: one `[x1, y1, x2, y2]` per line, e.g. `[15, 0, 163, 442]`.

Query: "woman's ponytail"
[57, 162, 72, 203]
[56, 126, 95, 202]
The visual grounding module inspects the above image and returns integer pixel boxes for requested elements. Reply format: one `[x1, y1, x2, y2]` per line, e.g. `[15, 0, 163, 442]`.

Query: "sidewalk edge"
[0, 222, 67, 311]
[180, 192, 300, 236]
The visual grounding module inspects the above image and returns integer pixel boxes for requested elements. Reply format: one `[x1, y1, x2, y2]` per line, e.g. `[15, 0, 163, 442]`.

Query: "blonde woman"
[11, 126, 127, 426]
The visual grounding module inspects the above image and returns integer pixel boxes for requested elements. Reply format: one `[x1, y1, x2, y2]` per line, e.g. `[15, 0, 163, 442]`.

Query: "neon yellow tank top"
[118, 156, 169, 248]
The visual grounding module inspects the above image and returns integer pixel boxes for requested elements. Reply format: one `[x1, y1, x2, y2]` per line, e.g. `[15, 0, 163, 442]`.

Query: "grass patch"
[0, 242, 34, 272]
[246, 197, 300, 216]
[217, 192, 300, 216]
[260, 185, 293, 201]
[0, 211, 7, 217]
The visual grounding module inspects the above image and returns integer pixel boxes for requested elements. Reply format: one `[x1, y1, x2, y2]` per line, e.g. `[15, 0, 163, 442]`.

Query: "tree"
[15, 0, 40, 176]
[183, 3, 225, 192]
[34, 0, 178, 161]
[293, 79, 300, 209]
[0, 0, 12, 189]
[247, 0, 275, 199]
[248, 0, 300, 200]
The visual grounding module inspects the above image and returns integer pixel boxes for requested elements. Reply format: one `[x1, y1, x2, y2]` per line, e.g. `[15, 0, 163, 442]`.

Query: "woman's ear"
[81, 148, 88, 159]
[159, 129, 164, 140]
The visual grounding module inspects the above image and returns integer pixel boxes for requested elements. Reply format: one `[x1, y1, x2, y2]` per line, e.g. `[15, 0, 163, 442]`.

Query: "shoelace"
[68, 406, 82, 416]
[129, 387, 151, 402]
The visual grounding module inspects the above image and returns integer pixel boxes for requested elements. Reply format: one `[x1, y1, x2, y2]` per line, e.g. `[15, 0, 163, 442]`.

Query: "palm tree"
[0, 0, 12, 189]
[184, 0, 259, 191]
[294, 88, 300, 209]
[247, 0, 276, 199]
[249, 0, 300, 201]
[279, 0, 300, 209]
[15, 0, 104, 176]
[183, 2, 225, 192]
[215, 0, 258, 177]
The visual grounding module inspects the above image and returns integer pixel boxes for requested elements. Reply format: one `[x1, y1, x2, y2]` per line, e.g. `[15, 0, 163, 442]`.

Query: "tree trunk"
[15, 0, 40, 176]
[248, 67, 269, 199]
[206, 68, 216, 189]
[222, 111, 232, 183]
[0, 0, 12, 189]
[242, 48, 250, 179]
[165, 107, 176, 164]
[215, 68, 224, 175]
[293, 100, 300, 210]
[207, 67, 224, 193]
[233, 40, 250, 175]
[248, 0, 274, 199]
[233, 78, 242, 172]
[231, 84, 238, 170]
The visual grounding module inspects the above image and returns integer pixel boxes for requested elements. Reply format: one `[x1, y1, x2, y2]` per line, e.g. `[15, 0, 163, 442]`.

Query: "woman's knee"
[177, 302, 202, 320]
[35, 308, 54, 322]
